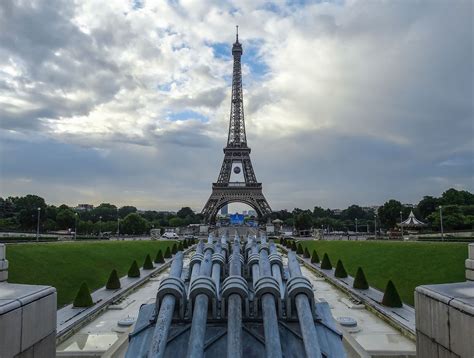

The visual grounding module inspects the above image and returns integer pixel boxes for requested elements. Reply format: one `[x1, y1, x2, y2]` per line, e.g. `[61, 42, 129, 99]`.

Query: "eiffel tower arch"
[202, 27, 272, 224]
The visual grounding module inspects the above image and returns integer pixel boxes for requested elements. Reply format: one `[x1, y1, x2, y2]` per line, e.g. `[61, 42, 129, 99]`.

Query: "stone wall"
[466, 243, 473, 281]
[0, 244, 57, 358]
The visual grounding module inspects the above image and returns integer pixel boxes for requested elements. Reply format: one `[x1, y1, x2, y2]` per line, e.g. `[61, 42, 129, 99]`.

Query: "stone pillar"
[415, 243, 474, 358]
[0, 244, 57, 358]
[466, 243, 474, 281]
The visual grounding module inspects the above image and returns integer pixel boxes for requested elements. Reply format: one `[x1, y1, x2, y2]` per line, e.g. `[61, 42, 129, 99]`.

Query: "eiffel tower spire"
[202, 29, 272, 224]
[227, 25, 246, 147]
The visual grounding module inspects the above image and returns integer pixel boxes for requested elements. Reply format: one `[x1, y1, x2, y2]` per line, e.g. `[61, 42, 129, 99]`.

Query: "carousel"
[397, 210, 427, 238]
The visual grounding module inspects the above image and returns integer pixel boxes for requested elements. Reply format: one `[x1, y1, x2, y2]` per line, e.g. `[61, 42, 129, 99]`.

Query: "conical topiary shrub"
[73, 282, 94, 307]
[353, 267, 369, 289]
[382, 280, 403, 307]
[279, 238, 284, 245]
[334, 260, 348, 278]
[106, 269, 121, 290]
[128, 260, 140, 278]
[164, 247, 171, 258]
[296, 243, 303, 255]
[291, 241, 297, 251]
[183, 239, 188, 249]
[320, 253, 332, 269]
[154, 250, 165, 263]
[143, 254, 154, 270]
[171, 243, 178, 254]
[303, 247, 310, 258]
[178, 241, 184, 251]
[311, 250, 320, 263]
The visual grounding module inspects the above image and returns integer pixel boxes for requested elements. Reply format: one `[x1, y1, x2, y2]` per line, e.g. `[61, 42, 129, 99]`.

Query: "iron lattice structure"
[202, 29, 271, 223]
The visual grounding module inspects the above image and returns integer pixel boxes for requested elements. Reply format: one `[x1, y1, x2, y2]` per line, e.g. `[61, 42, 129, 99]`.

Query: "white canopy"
[398, 210, 426, 227]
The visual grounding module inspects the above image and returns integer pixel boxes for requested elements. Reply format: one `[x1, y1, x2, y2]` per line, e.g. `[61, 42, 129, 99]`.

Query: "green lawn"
[298, 240, 468, 306]
[6, 240, 177, 307]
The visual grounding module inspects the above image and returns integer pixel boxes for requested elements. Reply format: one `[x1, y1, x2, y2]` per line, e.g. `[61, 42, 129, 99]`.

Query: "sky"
[0, 0, 472, 212]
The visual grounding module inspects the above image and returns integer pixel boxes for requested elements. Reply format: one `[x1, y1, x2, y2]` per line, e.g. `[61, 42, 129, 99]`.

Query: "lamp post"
[439, 206, 444, 242]
[400, 211, 404, 239]
[74, 213, 78, 240]
[36, 207, 41, 242]
[374, 214, 377, 240]
[355, 218, 358, 239]
[99, 216, 102, 238]
[321, 225, 324, 240]
[117, 208, 120, 238]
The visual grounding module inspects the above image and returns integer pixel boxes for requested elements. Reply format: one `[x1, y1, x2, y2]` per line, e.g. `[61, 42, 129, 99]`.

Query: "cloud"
[0, 0, 472, 211]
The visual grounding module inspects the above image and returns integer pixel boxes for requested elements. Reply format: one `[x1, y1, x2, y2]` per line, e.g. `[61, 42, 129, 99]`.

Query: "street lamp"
[117, 208, 120, 237]
[74, 213, 78, 240]
[439, 206, 444, 242]
[36, 207, 41, 242]
[99, 216, 102, 237]
[355, 218, 358, 239]
[374, 214, 377, 240]
[400, 211, 404, 239]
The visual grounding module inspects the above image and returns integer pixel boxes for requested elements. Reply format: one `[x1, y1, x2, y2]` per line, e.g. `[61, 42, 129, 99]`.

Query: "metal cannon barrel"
[186, 236, 216, 358]
[146, 252, 185, 358]
[227, 238, 243, 358]
[288, 251, 322, 358]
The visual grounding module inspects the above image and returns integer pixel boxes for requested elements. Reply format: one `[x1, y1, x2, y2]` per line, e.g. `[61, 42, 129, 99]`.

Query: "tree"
[92, 203, 118, 222]
[14, 195, 47, 229]
[177, 207, 194, 219]
[341, 205, 365, 221]
[378, 200, 403, 229]
[56, 208, 76, 229]
[164, 247, 171, 258]
[294, 212, 313, 230]
[169, 217, 186, 227]
[118, 206, 137, 219]
[303, 247, 310, 258]
[121, 213, 149, 235]
[417, 196, 440, 219]
[441, 188, 474, 206]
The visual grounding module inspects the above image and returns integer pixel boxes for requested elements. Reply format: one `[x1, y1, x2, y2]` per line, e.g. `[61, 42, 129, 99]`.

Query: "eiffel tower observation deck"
[202, 27, 272, 224]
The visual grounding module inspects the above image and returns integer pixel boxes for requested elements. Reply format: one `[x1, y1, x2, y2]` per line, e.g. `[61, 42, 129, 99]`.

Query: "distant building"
[332, 209, 343, 216]
[221, 205, 228, 215]
[75, 204, 94, 211]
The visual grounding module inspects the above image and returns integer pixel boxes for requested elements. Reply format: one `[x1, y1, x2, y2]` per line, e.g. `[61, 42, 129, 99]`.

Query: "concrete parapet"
[0, 243, 8, 282]
[0, 243, 57, 358]
[415, 281, 474, 358]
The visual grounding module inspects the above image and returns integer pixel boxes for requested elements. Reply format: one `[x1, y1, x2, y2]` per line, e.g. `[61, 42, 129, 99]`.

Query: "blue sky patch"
[167, 109, 208, 122]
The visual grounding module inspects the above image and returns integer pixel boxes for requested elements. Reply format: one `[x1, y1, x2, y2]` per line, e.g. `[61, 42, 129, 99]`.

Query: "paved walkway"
[56, 246, 195, 343]
[278, 245, 416, 338]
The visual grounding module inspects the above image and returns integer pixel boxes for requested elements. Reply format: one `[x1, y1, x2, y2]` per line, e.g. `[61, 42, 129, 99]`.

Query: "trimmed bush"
[73, 282, 94, 307]
[296, 243, 303, 255]
[353, 267, 369, 289]
[303, 247, 310, 258]
[287, 240, 292, 248]
[291, 241, 297, 251]
[334, 260, 348, 278]
[143, 254, 154, 270]
[171, 243, 178, 254]
[164, 247, 171, 258]
[128, 260, 140, 278]
[320, 253, 332, 269]
[178, 241, 184, 251]
[382, 280, 403, 307]
[311, 250, 320, 263]
[183, 239, 188, 249]
[279, 238, 284, 245]
[154, 250, 164, 263]
[106, 269, 121, 290]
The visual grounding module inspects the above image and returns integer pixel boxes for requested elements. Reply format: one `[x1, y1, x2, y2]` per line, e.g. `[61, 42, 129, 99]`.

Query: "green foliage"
[171, 243, 178, 254]
[334, 260, 348, 278]
[353, 267, 369, 289]
[164, 247, 171, 258]
[382, 280, 403, 307]
[178, 241, 184, 251]
[296, 243, 303, 254]
[56, 208, 76, 229]
[106, 269, 121, 290]
[291, 241, 297, 251]
[320, 253, 332, 269]
[73, 282, 94, 307]
[378, 199, 403, 229]
[143, 254, 154, 270]
[294, 211, 313, 230]
[303, 247, 310, 258]
[128, 260, 140, 277]
[121, 213, 149, 235]
[169, 217, 186, 227]
[118, 206, 137, 219]
[183, 239, 188, 249]
[154, 250, 165, 263]
[177, 207, 195, 218]
[311, 250, 320, 263]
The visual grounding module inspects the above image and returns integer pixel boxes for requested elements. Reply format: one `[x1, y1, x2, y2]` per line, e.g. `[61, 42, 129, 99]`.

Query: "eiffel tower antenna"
[202, 29, 272, 224]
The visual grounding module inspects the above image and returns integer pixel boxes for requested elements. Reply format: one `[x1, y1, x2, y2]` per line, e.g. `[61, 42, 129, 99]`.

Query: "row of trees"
[0, 195, 201, 235]
[267, 188, 474, 231]
[1, 188, 472, 234]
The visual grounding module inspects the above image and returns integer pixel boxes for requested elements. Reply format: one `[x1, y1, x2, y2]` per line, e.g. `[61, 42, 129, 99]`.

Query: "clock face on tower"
[233, 166, 241, 174]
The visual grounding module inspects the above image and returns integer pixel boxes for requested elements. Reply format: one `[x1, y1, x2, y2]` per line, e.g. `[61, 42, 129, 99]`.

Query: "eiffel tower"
[202, 27, 272, 224]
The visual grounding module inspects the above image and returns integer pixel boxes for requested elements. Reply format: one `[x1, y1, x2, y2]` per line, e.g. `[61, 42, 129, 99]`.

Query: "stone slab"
[466, 268, 474, 281]
[449, 305, 474, 358]
[469, 244, 474, 259]
[0, 259, 8, 270]
[415, 290, 450, 348]
[0, 306, 22, 357]
[0, 270, 8, 282]
[0, 244, 5, 259]
[466, 258, 474, 270]
[416, 331, 439, 358]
